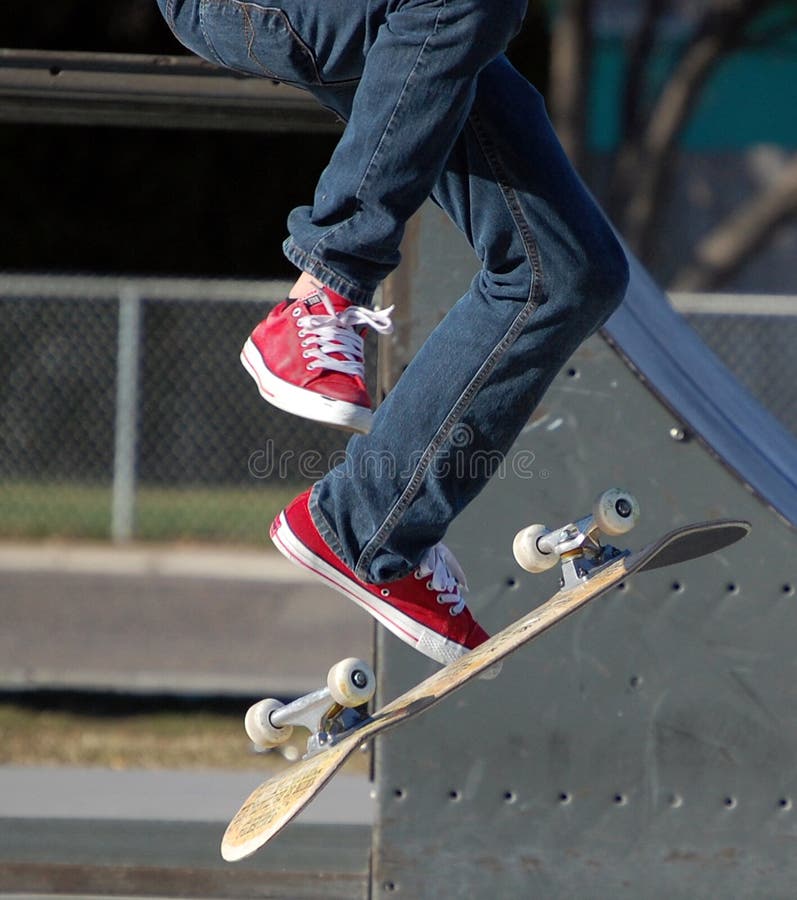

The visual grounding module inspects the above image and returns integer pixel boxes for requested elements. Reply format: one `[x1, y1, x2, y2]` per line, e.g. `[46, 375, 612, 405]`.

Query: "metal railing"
[0, 48, 342, 133]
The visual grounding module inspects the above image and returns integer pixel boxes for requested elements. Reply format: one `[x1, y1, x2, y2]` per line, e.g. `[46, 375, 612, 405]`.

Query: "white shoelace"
[417, 544, 468, 616]
[295, 293, 394, 376]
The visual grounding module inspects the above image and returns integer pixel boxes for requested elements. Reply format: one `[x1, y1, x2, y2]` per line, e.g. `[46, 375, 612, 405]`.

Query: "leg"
[158, 0, 527, 305]
[160, 0, 531, 434]
[282, 0, 529, 303]
[156, 0, 503, 665]
[314, 56, 630, 582]
[157, 0, 627, 665]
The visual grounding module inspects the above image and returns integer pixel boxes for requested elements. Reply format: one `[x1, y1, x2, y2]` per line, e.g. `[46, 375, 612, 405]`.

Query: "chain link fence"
[1, 277, 794, 545]
[0, 274, 375, 544]
[672, 293, 797, 438]
[688, 314, 796, 432]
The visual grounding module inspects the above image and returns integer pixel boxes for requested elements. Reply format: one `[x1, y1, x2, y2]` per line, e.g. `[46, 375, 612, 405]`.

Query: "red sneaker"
[270, 489, 491, 666]
[240, 286, 393, 434]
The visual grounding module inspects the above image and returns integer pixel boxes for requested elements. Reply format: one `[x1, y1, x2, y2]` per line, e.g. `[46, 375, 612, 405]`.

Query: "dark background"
[0, 0, 549, 278]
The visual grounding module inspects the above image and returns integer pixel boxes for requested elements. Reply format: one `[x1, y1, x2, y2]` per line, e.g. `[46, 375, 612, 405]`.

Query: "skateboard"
[222, 489, 750, 862]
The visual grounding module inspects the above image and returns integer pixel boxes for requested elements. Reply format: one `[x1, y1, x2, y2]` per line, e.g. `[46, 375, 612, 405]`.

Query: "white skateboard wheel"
[593, 488, 640, 536]
[327, 658, 376, 707]
[244, 698, 293, 748]
[513, 523, 558, 573]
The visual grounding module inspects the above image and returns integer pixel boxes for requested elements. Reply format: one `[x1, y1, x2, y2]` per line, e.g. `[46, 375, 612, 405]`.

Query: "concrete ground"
[0, 765, 373, 825]
[0, 540, 373, 697]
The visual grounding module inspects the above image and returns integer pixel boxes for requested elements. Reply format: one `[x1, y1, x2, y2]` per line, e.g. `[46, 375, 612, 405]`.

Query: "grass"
[0, 696, 368, 774]
[0, 480, 307, 543]
[0, 703, 256, 770]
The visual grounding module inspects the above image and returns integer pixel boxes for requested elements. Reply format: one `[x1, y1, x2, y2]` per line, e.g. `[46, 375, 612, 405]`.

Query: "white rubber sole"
[241, 338, 372, 434]
[270, 512, 470, 667]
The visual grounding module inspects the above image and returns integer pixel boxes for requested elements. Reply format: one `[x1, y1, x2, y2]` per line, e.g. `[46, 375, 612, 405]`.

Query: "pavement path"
[0, 541, 373, 697]
[0, 765, 373, 825]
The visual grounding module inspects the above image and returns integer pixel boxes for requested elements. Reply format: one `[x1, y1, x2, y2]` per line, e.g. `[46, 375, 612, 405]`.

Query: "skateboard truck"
[244, 658, 376, 759]
[513, 488, 641, 589]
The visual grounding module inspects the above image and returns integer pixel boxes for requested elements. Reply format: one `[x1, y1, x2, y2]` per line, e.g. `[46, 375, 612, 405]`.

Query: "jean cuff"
[307, 482, 357, 572]
[283, 237, 375, 307]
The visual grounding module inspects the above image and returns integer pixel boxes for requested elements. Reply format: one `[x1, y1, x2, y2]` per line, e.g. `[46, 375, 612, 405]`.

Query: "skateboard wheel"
[593, 488, 640, 536]
[245, 698, 293, 748]
[327, 658, 376, 707]
[513, 524, 558, 573]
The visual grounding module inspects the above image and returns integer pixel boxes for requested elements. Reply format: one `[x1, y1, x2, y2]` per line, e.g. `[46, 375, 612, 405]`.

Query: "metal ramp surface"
[370, 206, 797, 899]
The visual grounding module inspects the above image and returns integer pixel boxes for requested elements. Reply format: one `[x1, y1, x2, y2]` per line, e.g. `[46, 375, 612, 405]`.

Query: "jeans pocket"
[200, 1, 321, 86]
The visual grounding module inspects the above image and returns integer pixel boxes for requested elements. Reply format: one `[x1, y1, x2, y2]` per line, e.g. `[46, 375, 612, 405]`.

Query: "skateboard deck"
[222, 518, 749, 862]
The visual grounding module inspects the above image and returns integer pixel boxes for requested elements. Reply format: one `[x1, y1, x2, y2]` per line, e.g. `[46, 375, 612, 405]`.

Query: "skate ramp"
[604, 254, 797, 526]
[373, 206, 797, 898]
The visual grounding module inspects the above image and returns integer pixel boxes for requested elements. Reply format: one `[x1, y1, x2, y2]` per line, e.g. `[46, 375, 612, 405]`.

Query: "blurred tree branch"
[549, 0, 593, 173]
[672, 151, 797, 290]
[548, 0, 797, 288]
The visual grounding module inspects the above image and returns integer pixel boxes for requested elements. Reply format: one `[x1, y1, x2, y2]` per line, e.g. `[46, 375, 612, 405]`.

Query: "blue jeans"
[160, 0, 630, 583]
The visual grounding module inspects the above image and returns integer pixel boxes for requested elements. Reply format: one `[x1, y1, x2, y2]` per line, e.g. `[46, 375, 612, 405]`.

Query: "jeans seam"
[308, 484, 351, 567]
[199, 0, 337, 85]
[239, 3, 322, 84]
[283, 238, 374, 305]
[353, 110, 544, 581]
[199, 0, 226, 66]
